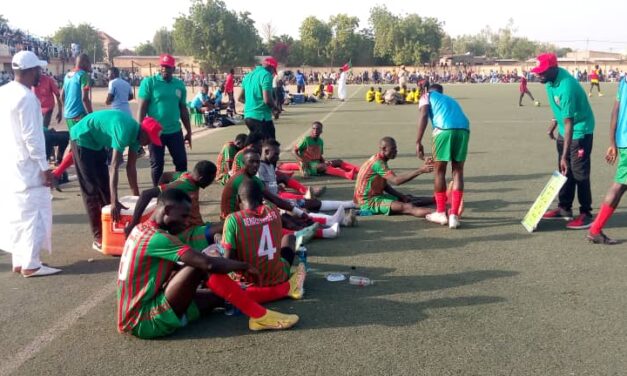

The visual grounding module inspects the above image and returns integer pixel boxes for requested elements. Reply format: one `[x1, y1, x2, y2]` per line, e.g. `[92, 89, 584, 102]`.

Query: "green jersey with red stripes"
[158, 172, 202, 226]
[220, 171, 265, 219]
[354, 153, 395, 204]
[117, 221, 191, 333]
[230, 145, 254, 176]
[216, 142, 238, 185]
[294, 135, 324, 163]
[222, 203, 288, 286]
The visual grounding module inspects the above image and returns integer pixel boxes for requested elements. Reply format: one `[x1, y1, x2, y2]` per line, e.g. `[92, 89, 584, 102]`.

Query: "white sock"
[320, 200, 355, 211]
[321, 223, 340, 238]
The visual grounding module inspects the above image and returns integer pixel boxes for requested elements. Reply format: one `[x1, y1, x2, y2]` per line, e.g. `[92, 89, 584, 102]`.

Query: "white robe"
[0, 81, 51, 270]
[338, 71, 347, 100]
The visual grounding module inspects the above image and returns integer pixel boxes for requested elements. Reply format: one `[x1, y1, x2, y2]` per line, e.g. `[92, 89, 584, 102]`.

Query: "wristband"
[292, 207, 304, 216]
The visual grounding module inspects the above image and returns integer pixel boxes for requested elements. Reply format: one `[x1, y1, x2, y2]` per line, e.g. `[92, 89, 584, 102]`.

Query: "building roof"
[98, 31, 120, 45]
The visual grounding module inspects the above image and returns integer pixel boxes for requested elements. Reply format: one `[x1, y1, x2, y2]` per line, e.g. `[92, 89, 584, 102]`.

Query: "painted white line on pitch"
[0, 280, 116, 376]
[282, 87, 364, 153]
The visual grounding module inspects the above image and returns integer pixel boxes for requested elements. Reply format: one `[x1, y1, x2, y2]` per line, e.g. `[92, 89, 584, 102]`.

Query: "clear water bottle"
[296, 246, 309, 271]
[358, 209, 373, 216]
[224, 301, 241, 316]
[349, 275, 374, 286]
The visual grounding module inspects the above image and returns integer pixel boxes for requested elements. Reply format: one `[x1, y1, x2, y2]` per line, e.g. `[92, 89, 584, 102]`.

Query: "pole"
[131, 60, 136, 98]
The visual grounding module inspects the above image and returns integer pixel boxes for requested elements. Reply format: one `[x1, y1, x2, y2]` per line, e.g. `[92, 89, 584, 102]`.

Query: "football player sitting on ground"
[313, 83, 325, 99]
[233, 136, 325, 198]
[325, 81, 334, 99]
[216, 133, 247, 185]
[222, 149, 342, 240]
[354, 137, 434, 217]
[221, 179, 307, 303]
[126, 161, 221, 250]
[416, 83, 470, 229]
[375, 87, 384, 104]
[259, 139, 357, 226]
[117, 189, 299, 339]
[279, 121, 360, 180]
[366, 87, 376, 102]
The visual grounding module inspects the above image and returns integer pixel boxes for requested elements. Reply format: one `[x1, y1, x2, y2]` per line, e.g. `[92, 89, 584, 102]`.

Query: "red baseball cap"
[141, 116, 163, 146]
[531, 53, 558, 74]
[263, 57, 278, 74]
[160, 53, 176, 68]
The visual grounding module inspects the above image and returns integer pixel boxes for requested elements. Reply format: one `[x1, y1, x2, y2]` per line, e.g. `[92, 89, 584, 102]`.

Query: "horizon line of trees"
[2, 2, 572, 71]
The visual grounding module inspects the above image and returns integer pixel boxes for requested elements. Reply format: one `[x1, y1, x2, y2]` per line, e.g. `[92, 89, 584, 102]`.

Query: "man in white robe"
[338, 69, 347, 101]
[0, 51, 61, 277]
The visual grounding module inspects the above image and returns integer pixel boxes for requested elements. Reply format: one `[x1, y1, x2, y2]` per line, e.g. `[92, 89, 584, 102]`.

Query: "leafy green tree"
[299, 16, 332, 65]
[135, 41, 156, 56]
[52, 23, 104, 62]
[328, 14, 359, 66]
[172, 0, 260, 71]
[153, 28, 175, 54]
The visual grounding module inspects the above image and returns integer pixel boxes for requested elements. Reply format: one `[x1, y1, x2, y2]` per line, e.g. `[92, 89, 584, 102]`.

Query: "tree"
[153, 28, 174, 54]
[272, 42, 290, 63]
[368, 6, 444, 65]
[135, 41, 156, 56]
[328, 14, 360, 66]
[260, 22, 277, 45]
[52, 23, 104, 62]
[172, 0, 260, 71]
[299, 16, 332, 65]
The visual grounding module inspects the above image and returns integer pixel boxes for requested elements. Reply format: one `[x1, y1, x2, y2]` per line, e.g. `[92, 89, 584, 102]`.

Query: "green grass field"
[2, 83, 626, 375]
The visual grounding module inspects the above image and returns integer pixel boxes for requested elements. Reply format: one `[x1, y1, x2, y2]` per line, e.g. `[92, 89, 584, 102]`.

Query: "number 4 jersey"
[222, 203, 289, 287]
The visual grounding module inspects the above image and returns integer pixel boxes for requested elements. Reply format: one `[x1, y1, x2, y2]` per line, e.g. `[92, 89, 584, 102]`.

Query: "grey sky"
[2, 0, 626, 53]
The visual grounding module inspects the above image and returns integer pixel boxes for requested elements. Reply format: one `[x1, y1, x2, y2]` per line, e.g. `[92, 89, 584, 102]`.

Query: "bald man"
[354, 137, 434, 217]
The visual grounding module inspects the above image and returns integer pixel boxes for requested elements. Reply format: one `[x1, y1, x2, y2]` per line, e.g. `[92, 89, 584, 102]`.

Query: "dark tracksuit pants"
[148, 130, 188, 186]
[556, 134, 593, 215]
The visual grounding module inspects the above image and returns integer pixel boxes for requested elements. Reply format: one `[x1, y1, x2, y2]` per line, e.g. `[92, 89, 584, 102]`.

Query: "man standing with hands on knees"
[0, 51, 61, 277]
[139, 54, 192, 186]
[533, 53, 596, 230]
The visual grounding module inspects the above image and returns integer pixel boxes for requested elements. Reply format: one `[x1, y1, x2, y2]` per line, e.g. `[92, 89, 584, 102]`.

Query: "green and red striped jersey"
[229, 145, 253, 176]
[117, 221, 191, 333]
[222, 203, 288, 286]
[216, 142, 238, 185]
[158, 172, 202, 226]
[353, 153, 395, 204]
[294, 135, 324, 163]
[220, 171, 265, 219]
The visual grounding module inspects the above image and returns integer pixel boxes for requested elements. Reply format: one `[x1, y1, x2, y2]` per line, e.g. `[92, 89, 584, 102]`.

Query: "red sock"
[434, 191, 447, 213]
[340, 161, 359, 173]
[450, 190, 463, 216]
[311, 217, 327, 225]
[206, 274, 266, 318]
[53, 151, 74, 178]
[245, 282, 290, 304]
[326, 166, 353, 180]
[279, 162, 300, 171]
[589, 204, 615, 235]
[315, 229, 324, 238]
[282, 228, 295, 236]
[286, 178, 308, 194]
[279, 191, 305, 200]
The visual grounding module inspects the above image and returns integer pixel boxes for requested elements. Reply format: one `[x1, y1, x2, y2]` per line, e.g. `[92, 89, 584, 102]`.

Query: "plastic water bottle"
[358, 209, 373, 217]
[349, 275, 374, 286]
[224, 301, 241, 316]
[296, 246, 309, 271]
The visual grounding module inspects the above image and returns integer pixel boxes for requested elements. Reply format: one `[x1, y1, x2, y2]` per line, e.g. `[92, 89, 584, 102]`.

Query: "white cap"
[12, 51, 47, 70]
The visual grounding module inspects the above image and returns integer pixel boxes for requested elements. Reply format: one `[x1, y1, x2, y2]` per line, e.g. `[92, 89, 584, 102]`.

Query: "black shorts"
[244, 118, 276, 143]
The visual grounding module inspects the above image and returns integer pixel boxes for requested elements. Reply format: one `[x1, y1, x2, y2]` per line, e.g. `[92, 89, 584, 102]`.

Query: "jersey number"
[257, 225, 277, 260]
[117, 239, 134, 281]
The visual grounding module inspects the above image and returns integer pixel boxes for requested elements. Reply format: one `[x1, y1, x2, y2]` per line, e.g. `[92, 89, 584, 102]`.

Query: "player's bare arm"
[607, 101, 620, 164]
[561, 118, 574, 175]
[109, 150, 129, 223]
[416, 104, 430, 159]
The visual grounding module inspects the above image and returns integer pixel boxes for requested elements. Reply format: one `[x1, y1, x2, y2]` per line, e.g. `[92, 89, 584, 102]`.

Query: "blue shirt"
[62, 69, 90, 119]
[108, 78, 132, 115]
[191, 92, 209, 110]
[617, 77, 627, 148]
[425, 91, 470, 131]
[213, 89, 223, 106]
[296, 73, 306, 85]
